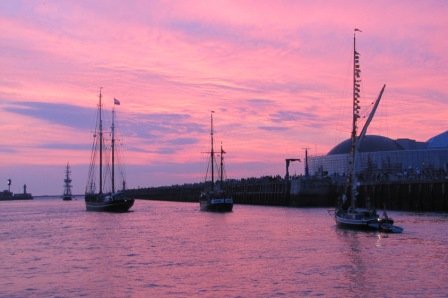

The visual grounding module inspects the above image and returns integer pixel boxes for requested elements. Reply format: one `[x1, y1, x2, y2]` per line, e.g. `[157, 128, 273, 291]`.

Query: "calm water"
[0, 198, 447, 297]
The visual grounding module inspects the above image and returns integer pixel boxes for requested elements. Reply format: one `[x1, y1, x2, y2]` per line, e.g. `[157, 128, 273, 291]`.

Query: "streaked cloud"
[247, 99, 276, 107]
[1, 0, 447, 194]
[4, 101, 95, 130]
[39, 143, 92, 151]
[258, 126, 291, 132]
[270, 111, 318, 123]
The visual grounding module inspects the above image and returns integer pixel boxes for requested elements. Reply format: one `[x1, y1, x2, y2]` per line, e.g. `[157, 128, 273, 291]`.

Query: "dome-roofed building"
[308, 131, 448, 179]
[328, 135, 403, 155]
[427, 130, 448, 148]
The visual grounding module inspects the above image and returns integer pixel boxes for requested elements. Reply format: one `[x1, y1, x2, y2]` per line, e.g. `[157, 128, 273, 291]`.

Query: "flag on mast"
[114, 98, 121, 105]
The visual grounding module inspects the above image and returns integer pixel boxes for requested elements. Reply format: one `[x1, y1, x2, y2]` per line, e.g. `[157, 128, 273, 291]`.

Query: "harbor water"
[0, 198, 447, 297]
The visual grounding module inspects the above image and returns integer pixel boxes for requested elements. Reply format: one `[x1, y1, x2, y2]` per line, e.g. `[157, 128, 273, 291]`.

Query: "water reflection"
[0, 200, 447, 297]
[334, 228, 398, 297]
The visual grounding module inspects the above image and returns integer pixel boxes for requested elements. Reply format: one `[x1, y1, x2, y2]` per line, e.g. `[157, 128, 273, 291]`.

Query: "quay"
[125, 175, 448, 212]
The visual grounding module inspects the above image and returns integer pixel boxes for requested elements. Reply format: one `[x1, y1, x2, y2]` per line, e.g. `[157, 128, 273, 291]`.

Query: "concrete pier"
[125, 176, 448, 212]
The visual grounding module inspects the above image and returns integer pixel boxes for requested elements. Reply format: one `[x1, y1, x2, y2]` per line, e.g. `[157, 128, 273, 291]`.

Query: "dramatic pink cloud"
[1, 0, 447, 194]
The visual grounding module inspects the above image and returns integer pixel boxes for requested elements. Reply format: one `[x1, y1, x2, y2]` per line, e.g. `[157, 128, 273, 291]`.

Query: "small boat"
[199, 111, 233, 212]
[334, 29, 402, 233]
[84, 89, 134, 212]
[62, 163, 73, 201]
[335, 205, 403, 233]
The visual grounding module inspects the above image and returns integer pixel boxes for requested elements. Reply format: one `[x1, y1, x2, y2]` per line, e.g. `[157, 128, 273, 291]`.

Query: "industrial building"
[308, 131, 448, 181]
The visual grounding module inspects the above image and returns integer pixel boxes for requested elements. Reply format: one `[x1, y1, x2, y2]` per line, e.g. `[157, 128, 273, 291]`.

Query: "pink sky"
[1, 0, 448, 195]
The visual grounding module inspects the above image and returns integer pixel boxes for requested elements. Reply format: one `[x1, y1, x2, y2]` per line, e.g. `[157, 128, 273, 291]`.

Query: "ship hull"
[62, 195, 72, 201]
[85, 193, 134, 212]
[335, 216, 379, 230]
[335, 208, 401, 233]
[199, 195, 233, 212]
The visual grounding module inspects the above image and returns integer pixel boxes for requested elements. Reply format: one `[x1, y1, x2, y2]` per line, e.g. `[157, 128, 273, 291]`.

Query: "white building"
[308, 131, 448, 179]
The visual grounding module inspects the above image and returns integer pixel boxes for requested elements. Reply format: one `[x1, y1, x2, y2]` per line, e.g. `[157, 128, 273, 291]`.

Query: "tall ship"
[85, 89, 134, 212]
[199, 111, 233, 212]
[62, 163, 73, 201]
[334, 29, 402, 233]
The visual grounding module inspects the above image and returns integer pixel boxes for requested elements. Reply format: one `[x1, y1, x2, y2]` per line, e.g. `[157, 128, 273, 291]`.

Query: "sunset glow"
[1, 1, 448, 194]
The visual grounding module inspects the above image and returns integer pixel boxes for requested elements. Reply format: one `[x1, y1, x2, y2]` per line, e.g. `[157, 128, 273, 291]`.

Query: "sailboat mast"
[210, 111, 215, 191]
[99, 88, 103, 194]
[111, 106, 115, 193]
[64, 162, 72, 196]
[350, 29, 362, 208]
[220, 142, 224, 188]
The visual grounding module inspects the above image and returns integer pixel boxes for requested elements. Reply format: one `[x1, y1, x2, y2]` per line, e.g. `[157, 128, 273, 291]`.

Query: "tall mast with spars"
[64, 162, 72, 196]
[350, 29, 362, 208]
[99, 88, 103, 194]
[210, 111, 215, 191]
[111, 105, 116, 193]
[220, 142, 226, 188]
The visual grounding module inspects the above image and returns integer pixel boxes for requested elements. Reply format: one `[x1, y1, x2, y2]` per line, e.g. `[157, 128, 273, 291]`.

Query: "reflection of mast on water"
[336, 230, 368, 294]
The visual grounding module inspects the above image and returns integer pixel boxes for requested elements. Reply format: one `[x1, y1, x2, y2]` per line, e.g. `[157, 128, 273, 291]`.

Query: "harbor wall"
[357, 180, 448, 212]
[125, 177, 448, 212]
[128, 185, 201, 203]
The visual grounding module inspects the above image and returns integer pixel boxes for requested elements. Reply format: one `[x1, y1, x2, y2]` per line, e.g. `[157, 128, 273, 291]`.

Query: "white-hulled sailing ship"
[334, 29, 402, 233]
[199, 111, 233, 212]
[62, 163, 72, 201]
[85, 89, 134, 212]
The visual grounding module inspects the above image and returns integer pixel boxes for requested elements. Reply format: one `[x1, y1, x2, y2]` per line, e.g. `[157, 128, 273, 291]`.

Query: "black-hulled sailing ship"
[85, 89, 134, 212]
[62, 163, 73, 201]
[199, 111, 233, 212]
[334, 29, 402, 233]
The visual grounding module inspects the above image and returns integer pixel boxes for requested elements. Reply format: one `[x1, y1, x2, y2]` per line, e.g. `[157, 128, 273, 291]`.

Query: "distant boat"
[62, 163, 73, 201]
[84, 89, 134, 212]
[199, 111, 233, 212]
[334, 29, 402, 233]
[0, 179, 33, 201]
